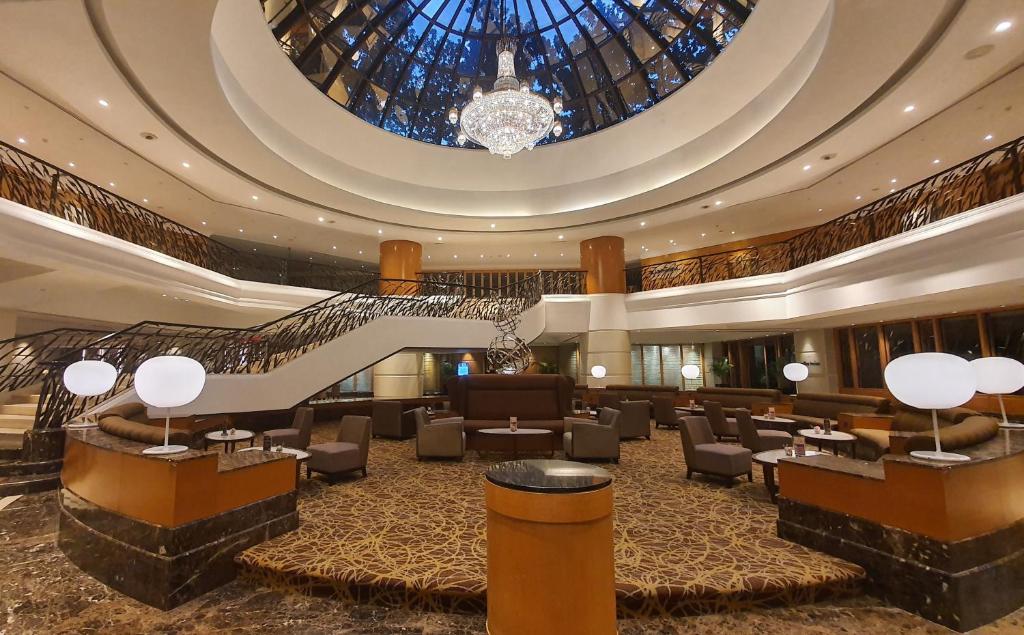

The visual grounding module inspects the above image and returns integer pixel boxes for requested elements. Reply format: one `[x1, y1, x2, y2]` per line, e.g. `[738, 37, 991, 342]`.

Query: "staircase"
[0, 393, 38, 455]
[0, 393, 62, 495]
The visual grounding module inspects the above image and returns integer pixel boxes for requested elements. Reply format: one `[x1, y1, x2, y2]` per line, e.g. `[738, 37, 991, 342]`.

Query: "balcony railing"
[419, 270, 586, 296]
[0, 141, 370, 293]
[626, 134, 1024, 292]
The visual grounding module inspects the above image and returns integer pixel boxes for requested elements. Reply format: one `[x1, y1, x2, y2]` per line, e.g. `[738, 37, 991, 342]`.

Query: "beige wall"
[793, 329, 839, 393]
[0, 310, 16, 340]
[373, 351, 423, 398]
[585, 329, 631, 387]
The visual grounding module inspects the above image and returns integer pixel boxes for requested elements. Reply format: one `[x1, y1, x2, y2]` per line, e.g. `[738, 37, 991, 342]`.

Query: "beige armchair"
[563, 407, 621, 462]
[735, 409, 792, 452]
[679, 416, 752, 485]
[618, 400, 651, 440]
[371, 401, 415, 439]
[413, 407, 466, 460]
[704, 401, 740, 441]
[307, 415, 371, 481]
[263, 406, 314, 449]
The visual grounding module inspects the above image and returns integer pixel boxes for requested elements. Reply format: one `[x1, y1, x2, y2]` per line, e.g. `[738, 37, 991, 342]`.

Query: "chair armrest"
[563, 416, 593, 433]
[431, 416, 464, 427]
[572, 420, 619, 440]
[838, 413, 893, 432]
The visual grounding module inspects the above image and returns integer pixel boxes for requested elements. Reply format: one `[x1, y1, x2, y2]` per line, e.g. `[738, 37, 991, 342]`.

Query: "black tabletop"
[486, 459, 613, 494]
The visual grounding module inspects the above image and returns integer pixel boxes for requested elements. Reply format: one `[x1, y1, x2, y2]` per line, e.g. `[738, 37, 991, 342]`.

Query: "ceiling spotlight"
[802, 164, 811, 171]
[533, 253, 538, 257]
[640, 221, 646, 227]
[332, 245, 337, 250]
[317, 216, 325, 222]
[994, 21, 1012, 33]
[273, 235, 278, 239]
[358, 250, 363, 254]
[557, 234, 564, 240]
[109, 182, 115, 187]
[480, 254, 484, 258]
[98, 99, 109, 107]
[903, 104, 915, 113]
[984, 134, 993, 141]
[817, 208, 823, 212]
[890, 178, 897, 183]
[181, 161, 190, 168]
[377, 229, 383, 234]
[889, 188, 896, 193]
[453, 254, 458, 259]
[506, 253, 510, 258]
[238, 228, 244, 233]
[426, 255, 431, 259]
[490, 223, 496, 228]
[201, 220, 206, 225]
[714, 200, 723, 206]
[559, 252, 564, 257]
[731, 231, 735, 234]
[17, 137, 26, 144]
[68, 162, 75, 168]
[252, 195, 259, 201]
[932, 158, 940, 164]
[437, 236, 443, 241]
[143, 197, 149, 203]
[700, 233, 706, 237]
[855, 195, 862, 200]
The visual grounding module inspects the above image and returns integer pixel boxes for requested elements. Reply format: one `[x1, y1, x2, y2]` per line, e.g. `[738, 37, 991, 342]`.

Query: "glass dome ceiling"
[263, 0, 757, 146]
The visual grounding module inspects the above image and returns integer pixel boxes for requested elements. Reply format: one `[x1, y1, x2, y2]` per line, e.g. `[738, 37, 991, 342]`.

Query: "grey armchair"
[679, 416, 752, 485]
[653, 396, 682, 429]
[371, 401, 415, 439]
[263, 406, 314, 449]
[414, 407, 466, 460]
[307, 415, 371, 481]
[598, 391, 621, 411]
[736, 409, 792, 452]
[704, 401, 740, 441]
[563, 407, 621, 462]
[618, 400, 651, 440]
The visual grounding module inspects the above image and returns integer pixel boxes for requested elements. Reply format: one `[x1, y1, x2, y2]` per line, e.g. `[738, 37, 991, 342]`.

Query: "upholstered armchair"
[704, 401, 740, 441]
[618, 400, 651, 440]
[679, 416, 752, 484]
[563, 407, 621, 462]
[598, 391, 621, 411]
[307, 415, 371, 481]
[653, 396, 682, 429]
[735, 409, 792, 452]
[371, 401, 415, 439]
[414, 407, 466, 460]
[263, 406, 314, 450]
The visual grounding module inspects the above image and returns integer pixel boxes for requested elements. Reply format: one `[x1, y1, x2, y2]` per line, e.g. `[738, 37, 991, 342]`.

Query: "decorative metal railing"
[33, 274, 544, 429]
[0, 328, 112, 397]
[0, 141, 370, 293]
[419, 270, 586, 296]
[627, 134, 1024, 292]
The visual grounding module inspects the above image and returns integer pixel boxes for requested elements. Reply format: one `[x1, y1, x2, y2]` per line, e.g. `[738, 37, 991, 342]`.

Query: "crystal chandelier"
[448, 39, 564, 159]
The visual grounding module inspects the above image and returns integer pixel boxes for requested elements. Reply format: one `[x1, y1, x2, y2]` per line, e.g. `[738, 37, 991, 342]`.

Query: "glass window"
[837, 328, 854, 387]
[987, 310, 1024, 395]
[884, 322, 915, 360]
[660, 345, 681, 388]
[917, 320, 937, 352]
[641, 344, 660, 384]
[940, 316, 983, 360]
[854, 326, 883, 388]
[630, 345, 643, 385]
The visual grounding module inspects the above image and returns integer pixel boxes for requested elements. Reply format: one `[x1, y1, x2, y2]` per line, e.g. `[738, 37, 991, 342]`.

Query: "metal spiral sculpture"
[486, 312, 533, 375]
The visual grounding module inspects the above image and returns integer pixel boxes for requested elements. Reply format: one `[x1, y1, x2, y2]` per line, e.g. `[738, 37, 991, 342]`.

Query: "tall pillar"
[374, 240, 424, 398]
[580, 237, 630, 387]
[0, 310, 16, 340]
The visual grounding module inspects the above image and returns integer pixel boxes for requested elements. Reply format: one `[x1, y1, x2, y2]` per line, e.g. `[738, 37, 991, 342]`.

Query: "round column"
[485, 460, 616, 635]
[374, 240, 423, 398]
[580, 237, 630, 387]
[580, 236, 625, 294]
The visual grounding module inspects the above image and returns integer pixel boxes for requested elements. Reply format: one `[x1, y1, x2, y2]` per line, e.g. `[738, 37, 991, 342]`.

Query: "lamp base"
[910, 450, 971, 462]
[65, 422, 98, 429]
[998, 422, 1024, 429]
[142, 444, 189, 455]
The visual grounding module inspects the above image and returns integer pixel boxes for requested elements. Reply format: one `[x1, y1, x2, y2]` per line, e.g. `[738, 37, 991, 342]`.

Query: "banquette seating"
[694, 387, 784, 415]
[784, 392, 891, 431]
[604, 384, 679, 402]
[446, 374, 574, 451]
[847, 406, 992, 460]
[97, 402, 227, 448]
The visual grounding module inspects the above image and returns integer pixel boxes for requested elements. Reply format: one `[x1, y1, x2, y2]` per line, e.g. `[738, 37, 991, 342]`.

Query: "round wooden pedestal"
[484, 477, 616, 635]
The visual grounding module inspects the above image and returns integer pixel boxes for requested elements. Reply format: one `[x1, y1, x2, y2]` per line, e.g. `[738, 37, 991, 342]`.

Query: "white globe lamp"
[590, 365, 607, 379]
[783, 362, 809, 394]
[681, 364, 701, 380]
[884, 353, 976, 462]
[63, 360, 118, 428]
[970, 357, 1024, 429]
[134, 356, 206, 455]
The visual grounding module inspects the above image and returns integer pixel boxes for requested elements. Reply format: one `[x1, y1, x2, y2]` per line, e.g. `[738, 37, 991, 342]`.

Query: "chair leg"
[686, 469, 693, 480]
[305, 465, 311, 479]
[361, 467, 368, 477]
[747, 471, 753, 483]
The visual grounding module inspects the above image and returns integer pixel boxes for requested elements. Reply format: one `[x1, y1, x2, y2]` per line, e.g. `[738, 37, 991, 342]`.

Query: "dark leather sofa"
[446, 374, 574, 451]
[694, 387, 785, 415]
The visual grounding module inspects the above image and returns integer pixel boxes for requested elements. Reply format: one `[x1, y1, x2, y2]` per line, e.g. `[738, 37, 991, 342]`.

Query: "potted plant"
[711, 357, 733, 387]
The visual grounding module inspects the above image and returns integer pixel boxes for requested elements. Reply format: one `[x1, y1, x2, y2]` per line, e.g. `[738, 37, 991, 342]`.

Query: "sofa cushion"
[99, 402, 148, 422]
[891, 406, 979, 433]
[903, 416, 1000, 454]
[851, 428, 891, 460]
[98, 416, 190, 446]
[463, 419, 565, 434]
[695, 387, 784, 409]
[792, 393, 890, 419]
[693, 443, 751, 476]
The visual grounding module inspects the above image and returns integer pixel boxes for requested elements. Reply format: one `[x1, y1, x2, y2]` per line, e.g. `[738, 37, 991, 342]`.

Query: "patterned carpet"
[236, 425, 864, 617]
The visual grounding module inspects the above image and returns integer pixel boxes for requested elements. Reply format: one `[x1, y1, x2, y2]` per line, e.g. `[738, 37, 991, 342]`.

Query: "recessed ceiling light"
[714, 200, 723, 206]
[903, 105, 915, 113]
[557, 234, 564, 240]
[669, 239, 675, 244]
[700, 233, 706, 237]
[817, 208, 823, 212]
[802, 164, 811, 171]
[559, 252, 564, 257]
[437, 236, 443, 241]
[984, 134, 993, 141]
[377, 229, 383, 235]
[98, 99, 109, 107]
[142, 197, 149, 203]
[932, 158, 940, 164]
[238, 228, 244, 233]
[506, 253, 510, 258]
[317, 216, 325, 222]
[426, 255, 431, 259]
[181, 161, 190, 168]
[889, 188, 896, 193]
[109, 182, 115, 188]
[480, 254, 484, 258]
[890, 178, 897, 183]
[358, 250, 363, 254]
[731, 231, 735, 235]
[490, 223, 496, 228]
[273, 235, 278, 239]
[68, 161, 75, 168]
[162, 294, 167, 297]
[17, 137, 26, 144]
[453, 254, 458, 259]
[994, 21, 1012, 33]
[253, 248, 257, 252]
[332, 245, 337, 250]
[855, 195, 862, 200]
[251, 195, 259, 201]
[533, 253, 538, 257]
[201, 220, 206, 225]
[640, 221, 646, 227]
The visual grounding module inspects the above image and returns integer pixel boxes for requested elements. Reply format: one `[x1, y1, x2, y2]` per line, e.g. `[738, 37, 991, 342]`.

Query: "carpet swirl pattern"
[237, 426, 863, 617]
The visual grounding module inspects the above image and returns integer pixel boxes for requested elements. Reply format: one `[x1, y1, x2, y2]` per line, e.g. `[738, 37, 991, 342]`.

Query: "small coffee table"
[675, 406, 704, 414]
[798, 428, 857, 458]
[204, 429, 255, 452]
[239, 446, 310, 481]
[753, 449, 822, 503]
[478, 428, 554, 458]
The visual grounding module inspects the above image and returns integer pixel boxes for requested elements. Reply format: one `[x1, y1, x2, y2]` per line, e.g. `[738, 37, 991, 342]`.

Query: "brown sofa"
[694, 387, 785, 414]
[605, 384, 679, 402]
[851, 406, 980, 460]
[447, 374, 574, 451]
[783, 392, 890, 432]
[98, 409, 191, 446]
[97, 402, 226, 448]
[903, 415, 1000, 454]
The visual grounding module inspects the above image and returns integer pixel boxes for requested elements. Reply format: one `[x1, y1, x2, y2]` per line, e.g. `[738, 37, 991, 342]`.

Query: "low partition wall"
[59, 430, 298, 609]
[776, 433, 1024, 632]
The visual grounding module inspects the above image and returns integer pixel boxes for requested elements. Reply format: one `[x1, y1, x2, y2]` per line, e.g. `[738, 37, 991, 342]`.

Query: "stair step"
[6, 394, 40, 405]
[0, 471, 60, 496]
[0, 415, 34, 431]
[0, 404, 37, 416]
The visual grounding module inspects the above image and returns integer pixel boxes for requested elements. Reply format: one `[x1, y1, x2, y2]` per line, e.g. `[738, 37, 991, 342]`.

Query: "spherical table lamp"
[884, 352, 976, 462]
[590, 365, 607, 379]
[970, 356, 1024, 429]
[783, 362, 809, 393]
[681, 364, 701, 381]
[62, 360, 118, 428]
[134, 356, 206, 455]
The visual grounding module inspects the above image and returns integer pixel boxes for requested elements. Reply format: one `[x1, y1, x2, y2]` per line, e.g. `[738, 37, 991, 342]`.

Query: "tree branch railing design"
[32, 273, 544, 430]
[0, 141, 371, 293]
[626, 134, 1024, 292]
[0, 328, 113, 397]
[418, 269, 587, 296]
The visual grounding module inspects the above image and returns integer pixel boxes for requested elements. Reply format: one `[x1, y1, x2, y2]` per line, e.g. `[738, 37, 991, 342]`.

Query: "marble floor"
[2, 491, 1023, 634]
